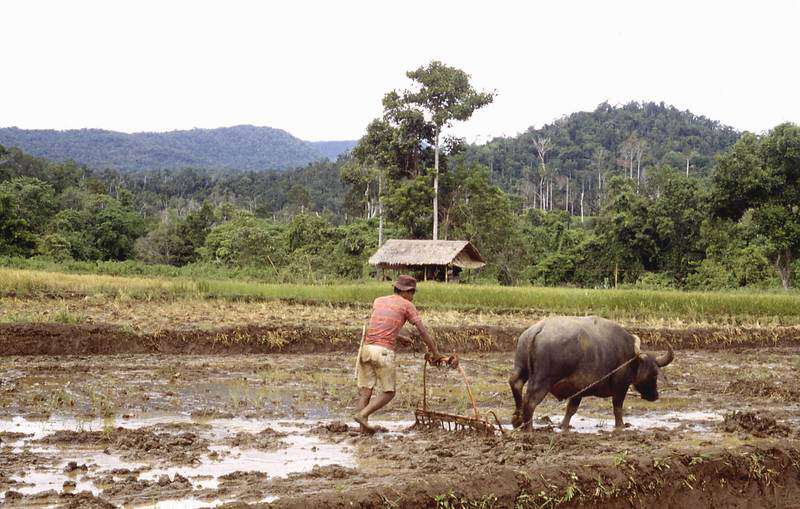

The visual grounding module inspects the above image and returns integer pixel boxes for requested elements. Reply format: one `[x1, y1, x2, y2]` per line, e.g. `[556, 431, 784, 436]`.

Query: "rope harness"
[563, 355, 638, 401]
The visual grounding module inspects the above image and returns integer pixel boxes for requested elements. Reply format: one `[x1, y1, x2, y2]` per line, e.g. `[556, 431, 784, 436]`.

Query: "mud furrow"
[2, 322, 800, 356]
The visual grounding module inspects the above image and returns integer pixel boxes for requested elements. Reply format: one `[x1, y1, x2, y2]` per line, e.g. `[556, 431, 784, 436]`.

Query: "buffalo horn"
[654, 344, 674, 367]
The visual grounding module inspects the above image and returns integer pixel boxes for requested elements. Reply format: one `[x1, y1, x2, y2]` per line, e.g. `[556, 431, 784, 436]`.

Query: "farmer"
[353, 275, 447, 433]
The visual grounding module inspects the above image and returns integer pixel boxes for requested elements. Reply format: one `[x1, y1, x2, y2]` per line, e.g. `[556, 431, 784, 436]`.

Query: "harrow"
[413, 354, 504, 435]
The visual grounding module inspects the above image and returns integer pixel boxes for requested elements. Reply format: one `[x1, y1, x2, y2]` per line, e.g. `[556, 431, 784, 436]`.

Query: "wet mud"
[36, 425, 211, 464]
[3, 322, 800, 356]
[720, 411, 795, 438]
[0, 343, 799, 507]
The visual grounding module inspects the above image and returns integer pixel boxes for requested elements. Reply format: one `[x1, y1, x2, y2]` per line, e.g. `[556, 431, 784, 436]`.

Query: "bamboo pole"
[457, 364, 480, 420]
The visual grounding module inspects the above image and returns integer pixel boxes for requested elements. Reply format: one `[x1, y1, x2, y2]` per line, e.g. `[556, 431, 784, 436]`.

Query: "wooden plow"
[413, 354, 504, 435]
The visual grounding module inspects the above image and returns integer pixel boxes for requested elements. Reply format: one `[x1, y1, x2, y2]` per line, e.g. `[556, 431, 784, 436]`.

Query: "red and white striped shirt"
[364, 295, 422, 351]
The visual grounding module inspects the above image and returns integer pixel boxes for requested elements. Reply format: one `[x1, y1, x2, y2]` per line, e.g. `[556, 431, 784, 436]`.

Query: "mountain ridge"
[465, 101, 742, 190]
[0, 125, 357, 172]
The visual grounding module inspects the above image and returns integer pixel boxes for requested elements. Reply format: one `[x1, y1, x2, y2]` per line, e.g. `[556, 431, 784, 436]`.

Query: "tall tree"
[0, 177, 56, 255]
[349, 119, 397, 246]
[712, 123, 800, 289]
[595, 177, 657, 286]
[532, 136, 552, 211]
[391, 61, 494, 239]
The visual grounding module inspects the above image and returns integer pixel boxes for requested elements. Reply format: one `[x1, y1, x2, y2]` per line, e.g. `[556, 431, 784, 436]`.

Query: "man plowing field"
[353, 275, 452, 434]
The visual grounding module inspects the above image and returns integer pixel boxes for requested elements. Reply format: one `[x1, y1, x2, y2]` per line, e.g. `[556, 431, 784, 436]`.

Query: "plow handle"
[421, 354, 479, 420]
[458, 364, 480, 420]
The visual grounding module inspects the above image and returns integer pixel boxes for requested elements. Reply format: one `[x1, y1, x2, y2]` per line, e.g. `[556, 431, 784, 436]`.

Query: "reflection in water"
[0, 416, 391, 506]
[0, 413, 719, 506]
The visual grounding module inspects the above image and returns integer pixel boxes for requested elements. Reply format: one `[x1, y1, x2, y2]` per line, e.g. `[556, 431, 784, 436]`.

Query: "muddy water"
[1, 348, 799, 507]
[1, 416, 377, 507]
[0, 409, 732, 508]
[0, 410, 732, 508]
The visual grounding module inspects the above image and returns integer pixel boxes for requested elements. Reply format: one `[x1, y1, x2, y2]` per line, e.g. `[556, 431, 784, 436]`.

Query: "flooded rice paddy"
[1, 348, 799, 507]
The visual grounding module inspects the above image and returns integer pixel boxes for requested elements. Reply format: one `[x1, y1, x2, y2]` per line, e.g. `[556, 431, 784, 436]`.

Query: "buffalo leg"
[560, 397, 582, 430]
[509, 369, 528, 428]
[612, 391, 627, 429]
[519, 382, 549, 430]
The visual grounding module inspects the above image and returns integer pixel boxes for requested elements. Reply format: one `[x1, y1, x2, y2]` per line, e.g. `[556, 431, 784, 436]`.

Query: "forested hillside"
[0, 125, 355, 171]
[2, 99, 798, 291]
[466, 102, 741, 215]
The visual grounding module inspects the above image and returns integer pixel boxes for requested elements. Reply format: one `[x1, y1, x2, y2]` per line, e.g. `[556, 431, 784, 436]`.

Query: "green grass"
[3, 266, 800, 324]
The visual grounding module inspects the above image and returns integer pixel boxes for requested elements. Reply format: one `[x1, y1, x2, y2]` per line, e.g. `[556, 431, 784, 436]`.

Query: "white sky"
[2, 0, 798, 142]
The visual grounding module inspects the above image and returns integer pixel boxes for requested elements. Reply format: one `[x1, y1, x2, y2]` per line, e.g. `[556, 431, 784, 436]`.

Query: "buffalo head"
[633, 344, 674, 401]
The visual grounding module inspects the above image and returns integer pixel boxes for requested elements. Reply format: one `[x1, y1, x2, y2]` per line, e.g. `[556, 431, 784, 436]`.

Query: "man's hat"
[393, 275, 417, 292]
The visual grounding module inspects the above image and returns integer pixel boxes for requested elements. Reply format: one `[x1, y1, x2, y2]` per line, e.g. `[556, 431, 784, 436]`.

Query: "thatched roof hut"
[369, 240, 485, 281]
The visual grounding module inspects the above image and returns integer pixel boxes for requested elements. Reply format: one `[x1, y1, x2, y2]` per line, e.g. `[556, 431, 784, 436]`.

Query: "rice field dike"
[2, 266, 800, 324]
[2, 265, 800, 357]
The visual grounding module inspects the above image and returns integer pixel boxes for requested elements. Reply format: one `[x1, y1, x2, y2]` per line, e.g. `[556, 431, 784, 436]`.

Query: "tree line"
[1, 62, 798, 289]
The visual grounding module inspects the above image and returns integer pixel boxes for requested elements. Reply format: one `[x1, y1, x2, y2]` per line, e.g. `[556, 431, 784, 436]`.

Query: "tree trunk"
[378, 172, 384, 247]
[637, 159, 641, 189]
[433, 130, 440, 240]
[774, 250, 793, 290]
[580, 182, 585, 223]
[539, 177, 544, 211]
[597, 170, 602, 210]
[364, 180, 370, 219]
[614, 262, 619, 288]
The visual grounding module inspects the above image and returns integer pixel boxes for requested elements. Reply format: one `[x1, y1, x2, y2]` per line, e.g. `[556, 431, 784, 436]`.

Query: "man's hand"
[425, 352, 457, 369]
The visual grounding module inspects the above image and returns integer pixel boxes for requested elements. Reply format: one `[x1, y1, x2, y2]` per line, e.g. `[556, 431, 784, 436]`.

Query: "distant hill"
[309, 140, 358, 161]
[465, 101, 741, 188]
[0, 125, 356, 172]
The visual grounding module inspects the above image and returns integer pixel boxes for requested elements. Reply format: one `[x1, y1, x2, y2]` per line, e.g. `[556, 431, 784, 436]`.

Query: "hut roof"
[368, 239, 486, 269]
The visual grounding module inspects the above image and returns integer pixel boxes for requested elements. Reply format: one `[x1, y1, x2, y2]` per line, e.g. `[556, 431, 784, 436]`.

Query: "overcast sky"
[3, 0, 798, 142]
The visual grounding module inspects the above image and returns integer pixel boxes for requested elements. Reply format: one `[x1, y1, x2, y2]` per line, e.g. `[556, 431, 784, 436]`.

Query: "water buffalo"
[509, 316, 674, 430]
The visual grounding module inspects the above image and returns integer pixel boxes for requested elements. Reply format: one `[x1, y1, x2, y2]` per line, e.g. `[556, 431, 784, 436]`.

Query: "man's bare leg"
[354, 391, 395, 433]
[355, 387, 372, 432]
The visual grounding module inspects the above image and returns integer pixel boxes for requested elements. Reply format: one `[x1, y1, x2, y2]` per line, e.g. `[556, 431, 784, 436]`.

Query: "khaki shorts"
[357, 344, 397, 392]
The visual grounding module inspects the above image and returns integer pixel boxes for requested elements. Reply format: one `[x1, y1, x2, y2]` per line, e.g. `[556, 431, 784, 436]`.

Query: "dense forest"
[464, 102, 741, 216]
[1, 100, 798, 290]
[0, 125, 356, 172]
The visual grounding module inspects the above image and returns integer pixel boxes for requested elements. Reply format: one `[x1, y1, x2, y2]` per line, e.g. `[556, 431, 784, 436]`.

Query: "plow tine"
[415, 356, 503, 435]
[415, 408, 500, 435]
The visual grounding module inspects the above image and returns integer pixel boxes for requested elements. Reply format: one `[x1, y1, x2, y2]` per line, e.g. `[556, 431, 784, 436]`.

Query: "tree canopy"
[712, 123, 800, 288]
[1, 90, 798, 290]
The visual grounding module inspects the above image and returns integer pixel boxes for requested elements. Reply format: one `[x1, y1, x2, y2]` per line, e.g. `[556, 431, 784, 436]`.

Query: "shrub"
[685, 259, 737, 290]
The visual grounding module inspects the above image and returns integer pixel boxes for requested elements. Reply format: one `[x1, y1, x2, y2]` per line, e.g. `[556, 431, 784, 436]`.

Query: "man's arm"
[405, 301, 446, 362]
[414, 322, 443, 360]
